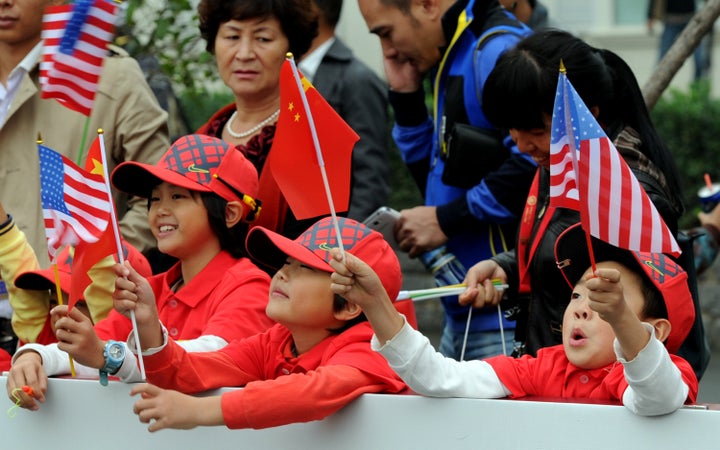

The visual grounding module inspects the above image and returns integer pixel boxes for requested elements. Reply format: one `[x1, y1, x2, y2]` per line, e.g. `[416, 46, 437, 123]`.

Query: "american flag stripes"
[549, 69, 680, 256]
[38, 144, 111, 259]
[40, 0, 118, 116]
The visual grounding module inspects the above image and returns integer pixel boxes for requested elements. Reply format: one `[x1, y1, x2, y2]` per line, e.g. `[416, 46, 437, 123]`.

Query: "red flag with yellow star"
[268, 58, 359, 219]
[69, 134, 118, 309]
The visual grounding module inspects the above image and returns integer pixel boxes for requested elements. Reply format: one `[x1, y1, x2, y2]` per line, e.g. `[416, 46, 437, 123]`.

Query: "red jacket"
[144, 322, 409, 429]
[487, 344, 698, 403]
[95, 251, 273, 343]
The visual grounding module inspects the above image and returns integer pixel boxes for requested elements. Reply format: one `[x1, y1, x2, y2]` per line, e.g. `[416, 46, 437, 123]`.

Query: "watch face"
[108, 343, 124, 359]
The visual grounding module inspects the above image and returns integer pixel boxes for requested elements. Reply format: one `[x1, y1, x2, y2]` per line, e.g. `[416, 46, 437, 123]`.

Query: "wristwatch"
[99, 340, 126, 386]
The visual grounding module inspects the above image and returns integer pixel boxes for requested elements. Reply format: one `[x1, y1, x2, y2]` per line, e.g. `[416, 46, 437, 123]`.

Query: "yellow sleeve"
[0, 219, 50, 343]
[84, 254, 116, 324]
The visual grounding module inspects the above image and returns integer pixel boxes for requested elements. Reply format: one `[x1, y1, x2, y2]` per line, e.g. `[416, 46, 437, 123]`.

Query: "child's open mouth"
[569, 327, 587, 347]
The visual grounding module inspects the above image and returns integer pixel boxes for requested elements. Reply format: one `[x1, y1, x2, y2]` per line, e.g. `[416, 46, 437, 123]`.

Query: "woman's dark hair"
[482, 29, 683, 207]
[201, 192, 250, 259]
[198, 0, 318, 57]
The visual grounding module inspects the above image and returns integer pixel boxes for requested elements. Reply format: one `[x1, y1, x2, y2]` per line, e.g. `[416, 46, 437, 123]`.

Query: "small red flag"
[69, 136, 118, 309]
[268, 59, 359, 219]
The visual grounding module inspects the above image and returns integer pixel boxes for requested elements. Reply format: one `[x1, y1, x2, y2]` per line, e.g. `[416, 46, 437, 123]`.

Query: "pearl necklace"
[225, 109, 280, 139]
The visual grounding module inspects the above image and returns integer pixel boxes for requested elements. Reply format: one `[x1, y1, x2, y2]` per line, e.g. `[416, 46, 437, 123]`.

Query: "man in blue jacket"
[357, 0, 536, 360]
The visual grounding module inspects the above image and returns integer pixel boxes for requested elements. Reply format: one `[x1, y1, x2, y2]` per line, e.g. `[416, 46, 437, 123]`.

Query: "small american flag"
[40, 0, 118, 116]
[38, 144, 112, 259]
[549, 69, 680, 256]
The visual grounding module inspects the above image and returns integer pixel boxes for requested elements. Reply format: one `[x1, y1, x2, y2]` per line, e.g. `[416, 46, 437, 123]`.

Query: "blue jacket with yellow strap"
[390, 0, 535, 332]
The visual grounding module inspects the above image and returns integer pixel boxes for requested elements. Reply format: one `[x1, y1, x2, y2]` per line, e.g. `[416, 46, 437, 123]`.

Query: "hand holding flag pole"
[51, 263, 76, 377]
[96, 130, 146, 381]
[37, 134, 79, 376]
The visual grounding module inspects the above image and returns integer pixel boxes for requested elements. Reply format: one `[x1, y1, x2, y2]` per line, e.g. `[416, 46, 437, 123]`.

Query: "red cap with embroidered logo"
[246, 216, 402, 301]
[14, 242, 152, 296]
[554, 223, 694, 353]
[111, 134, 259, 205]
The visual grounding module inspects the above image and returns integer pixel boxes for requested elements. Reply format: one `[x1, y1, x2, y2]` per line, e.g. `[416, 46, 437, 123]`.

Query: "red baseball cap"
[246, 216, 402, 301]
[111, 134, 261, 220]
[554, 223, 694, 353]
[14, 242, 152, 296]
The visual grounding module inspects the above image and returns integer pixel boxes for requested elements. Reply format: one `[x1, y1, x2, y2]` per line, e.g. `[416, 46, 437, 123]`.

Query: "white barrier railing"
[1, 376, 718, 450]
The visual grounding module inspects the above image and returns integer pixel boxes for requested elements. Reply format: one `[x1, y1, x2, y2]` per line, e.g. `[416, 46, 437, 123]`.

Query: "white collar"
[297, 37, 335, 83]
[20, 42, 43, 73]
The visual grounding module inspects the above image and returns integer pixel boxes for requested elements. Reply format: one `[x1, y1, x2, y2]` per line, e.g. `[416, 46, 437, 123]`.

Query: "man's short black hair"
[313, 0, 343, 28]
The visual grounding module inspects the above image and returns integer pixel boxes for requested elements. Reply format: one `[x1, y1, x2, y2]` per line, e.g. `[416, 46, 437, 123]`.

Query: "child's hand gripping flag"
[268, 56, 359, 220]
[38, 140, 114, 378]
[548, 65, 680, 258]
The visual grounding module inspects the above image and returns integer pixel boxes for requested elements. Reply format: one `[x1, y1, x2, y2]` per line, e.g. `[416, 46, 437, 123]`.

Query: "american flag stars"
[38, 144, 111, 258]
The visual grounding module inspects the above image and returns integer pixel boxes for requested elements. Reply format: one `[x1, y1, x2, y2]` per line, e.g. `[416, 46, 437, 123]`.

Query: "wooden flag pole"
[52, 262, 76, 377]
[37, 133, 77, 376]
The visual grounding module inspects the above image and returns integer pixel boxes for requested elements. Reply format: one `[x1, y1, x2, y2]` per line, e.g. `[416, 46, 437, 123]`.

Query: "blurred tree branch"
[643, 0, 720, 110]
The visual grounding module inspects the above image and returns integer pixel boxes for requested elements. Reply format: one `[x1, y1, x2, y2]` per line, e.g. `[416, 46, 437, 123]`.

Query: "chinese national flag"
[268, 59, 359, 219]
[69, 136, 117, 309]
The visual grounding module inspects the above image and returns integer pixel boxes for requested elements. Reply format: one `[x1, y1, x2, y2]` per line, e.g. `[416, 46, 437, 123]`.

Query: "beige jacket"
[0, 46, 169, 265]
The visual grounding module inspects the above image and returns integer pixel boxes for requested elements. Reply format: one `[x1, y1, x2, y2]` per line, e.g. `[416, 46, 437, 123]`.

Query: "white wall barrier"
[1, 376, 719, 450]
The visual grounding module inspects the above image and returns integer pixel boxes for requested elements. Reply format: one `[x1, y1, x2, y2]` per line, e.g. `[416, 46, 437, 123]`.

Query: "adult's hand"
[383, 52, 424, 93]
[459, 259, 507, 308]
[396, 206, 447, 258]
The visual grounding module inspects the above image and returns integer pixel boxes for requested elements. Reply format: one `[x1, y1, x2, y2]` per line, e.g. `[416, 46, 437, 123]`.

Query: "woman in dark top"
[460, 29, 686, 358]
[195, 0, 320, 238]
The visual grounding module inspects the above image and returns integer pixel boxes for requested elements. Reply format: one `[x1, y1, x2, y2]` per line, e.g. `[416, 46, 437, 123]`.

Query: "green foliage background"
[651, 81, 720, 229]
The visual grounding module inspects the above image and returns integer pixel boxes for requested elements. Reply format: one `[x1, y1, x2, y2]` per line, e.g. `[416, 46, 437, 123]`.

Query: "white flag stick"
[285, 54, 346, 261]
[98, 129, 146, 381]
[396, 283, 508, 302]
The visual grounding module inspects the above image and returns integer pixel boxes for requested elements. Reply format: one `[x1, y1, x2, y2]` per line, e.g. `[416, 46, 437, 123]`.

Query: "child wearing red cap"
[0, 201, 151, 348]
[329, 224, 699, 415]
[7, 134, 274, 410]
[118, 217, 408, 431]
